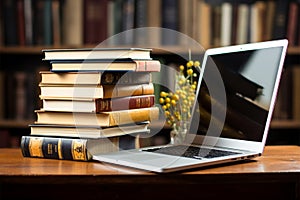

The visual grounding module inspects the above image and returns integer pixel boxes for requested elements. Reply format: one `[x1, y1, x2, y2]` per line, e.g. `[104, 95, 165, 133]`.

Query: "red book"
[83, 0, 108, 44]
[286, 2, 298, 46]
[42, 95, 156, 112]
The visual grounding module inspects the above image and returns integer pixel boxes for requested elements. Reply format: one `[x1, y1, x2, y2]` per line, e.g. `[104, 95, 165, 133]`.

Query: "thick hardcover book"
[50, 59, 161, 72]
[272, 0, 290, 39]
[21, 134, 141, 161]
[42, 48, 152, 60]
[35, 107, 160, 127]
[83, 0, 108, 44]
[2, 0, 18, 45]
[29, 123, 149, 138]
[42, 95, 155, 112]
[161, 0, 179, 45]
[40, 71, 152, 85]
[39, 83, 154, 99]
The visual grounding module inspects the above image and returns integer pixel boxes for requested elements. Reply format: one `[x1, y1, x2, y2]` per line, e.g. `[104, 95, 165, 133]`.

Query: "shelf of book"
[1, 46, 300, 55]
[1, 0, 300, 147]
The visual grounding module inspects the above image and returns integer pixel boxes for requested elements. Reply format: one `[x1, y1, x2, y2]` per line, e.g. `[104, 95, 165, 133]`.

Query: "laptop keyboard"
[143, 145, 241, 160]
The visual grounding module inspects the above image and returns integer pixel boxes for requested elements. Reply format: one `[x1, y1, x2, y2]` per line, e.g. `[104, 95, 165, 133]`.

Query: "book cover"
[29, 123, 150, 138]
[83, 0, 108, 44]
[62, 0, 83, 45]
[272, 0, 290, 39]
[146, 0, 161, 46]
[51, 0, 61, 46]
[134, 0, 148, 45]
[2, 0, 18, 46]
[21, 134, 141, 161]
[236, 3, 250, 44]
[42, 95, 155, 112]
[39, 83, 154, 99]
[24, 0, 33, 45]
[35, 107, 160, 127]
[50, 59, 161, 72]
[292, 65, 300, 120]
[121, 0, 135, 45]
[17, 0, 26, 45]
[286, 1, 299, 46]
[32, 0, 45, 45]
[40, 71, 152, 85]
[220, 2, 232, 46]
[43, 0, 53, 46]
[42, 48, 152, 60]
[161, 0, 179, 45]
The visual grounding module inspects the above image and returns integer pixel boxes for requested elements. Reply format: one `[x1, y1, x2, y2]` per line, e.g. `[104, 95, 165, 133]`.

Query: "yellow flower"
[187, 69, 193, 75]
[159, 59, 201, 129]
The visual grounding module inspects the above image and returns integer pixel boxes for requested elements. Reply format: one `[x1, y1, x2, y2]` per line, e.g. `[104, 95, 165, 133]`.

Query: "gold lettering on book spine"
[58, 139, 63, 159]
[71, 139, 87, 161]
[29, 138, 44, 157]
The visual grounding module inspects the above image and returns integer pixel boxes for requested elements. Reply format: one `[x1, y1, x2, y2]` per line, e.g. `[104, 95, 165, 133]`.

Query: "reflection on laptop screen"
[191, 46, 284, 142]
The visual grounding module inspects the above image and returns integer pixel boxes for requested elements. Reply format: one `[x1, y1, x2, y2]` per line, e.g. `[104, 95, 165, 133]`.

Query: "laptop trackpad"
[118, 151, 201, 167]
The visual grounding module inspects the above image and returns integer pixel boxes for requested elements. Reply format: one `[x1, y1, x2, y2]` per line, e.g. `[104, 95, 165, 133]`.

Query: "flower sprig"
[159, 60, 201, 129]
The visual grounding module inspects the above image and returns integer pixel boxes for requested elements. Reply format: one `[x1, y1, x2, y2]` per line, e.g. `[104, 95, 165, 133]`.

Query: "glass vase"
[170, 121, 190, 145]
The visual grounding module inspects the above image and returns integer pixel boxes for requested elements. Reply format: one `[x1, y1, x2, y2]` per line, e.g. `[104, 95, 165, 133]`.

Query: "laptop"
[93, 39, 288, 173]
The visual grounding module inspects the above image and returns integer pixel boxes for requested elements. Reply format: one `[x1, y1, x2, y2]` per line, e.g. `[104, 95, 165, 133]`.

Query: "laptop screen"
[190, 45, 285, 142]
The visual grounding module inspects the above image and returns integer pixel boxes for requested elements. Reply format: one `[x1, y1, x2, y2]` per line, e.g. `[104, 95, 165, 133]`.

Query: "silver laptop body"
[93, 39, 288, 173]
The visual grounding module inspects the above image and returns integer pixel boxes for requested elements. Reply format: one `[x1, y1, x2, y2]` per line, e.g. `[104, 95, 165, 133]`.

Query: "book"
[286, 1, 299, 46]
[41, 95, 155, 112]
[21, 134, 141, 161]
[146, 0, 161, 46]
[2, 0, 18, 45]
[49, 59, 161, 72]
[292, 66, 300, 120]
[29, 123, 150, 138]
[24, 0, 33, 45]
[39, 83, 154, 99]
[40, 71, 152, 85]
[121, 0, 135, 45]
[272, 0, 290, 39]
[35, 107, 160, 127]
[42, 48, 152, 60]
[161, 0, 179, 45]
[62, 0, 83, 46]
[220, 2, 232, 46]
[83, 0, 108, 44]
[236, 3, 250, 44]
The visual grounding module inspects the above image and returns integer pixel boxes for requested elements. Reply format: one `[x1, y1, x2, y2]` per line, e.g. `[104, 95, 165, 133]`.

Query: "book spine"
[101, 72, 152, 85]
[83, 0, 108, 44]
[20, 134, 138, 161]
[17, 0, 26, 45]
[96, 95, 155, 112]
[103, 83, 154, 98]
[135, 60, 161, 72]
[2, 0, 18, 46]
[108, 107, 159, 126]
[62, 0, 83, 45]
[21, 135, 91, 161]
[272, 0, 290, 39]
[161, 0, 179, 45]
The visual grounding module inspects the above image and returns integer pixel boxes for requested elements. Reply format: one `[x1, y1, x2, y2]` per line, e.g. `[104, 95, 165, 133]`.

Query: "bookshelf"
[0, 0, 300, 147]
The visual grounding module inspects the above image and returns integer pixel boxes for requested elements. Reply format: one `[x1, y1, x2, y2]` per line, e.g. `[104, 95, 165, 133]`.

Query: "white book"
[236, 4, 249, 44]
[220, 2, 232, 46]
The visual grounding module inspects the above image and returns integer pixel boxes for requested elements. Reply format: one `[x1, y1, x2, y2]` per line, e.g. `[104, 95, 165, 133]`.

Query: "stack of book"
[21, 48, 161, 161]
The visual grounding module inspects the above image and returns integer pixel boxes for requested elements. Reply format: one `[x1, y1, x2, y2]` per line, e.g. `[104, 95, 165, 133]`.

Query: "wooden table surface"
[0, 145, 300, 200]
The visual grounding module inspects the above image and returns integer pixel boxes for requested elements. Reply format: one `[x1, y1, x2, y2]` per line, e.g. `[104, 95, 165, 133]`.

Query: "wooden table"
[0, 145, 300, 200]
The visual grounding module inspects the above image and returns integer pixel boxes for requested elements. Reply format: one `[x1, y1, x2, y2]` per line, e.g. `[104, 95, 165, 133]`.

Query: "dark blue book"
[272, 0, 291, 39]
[161, 0, 179, 45]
